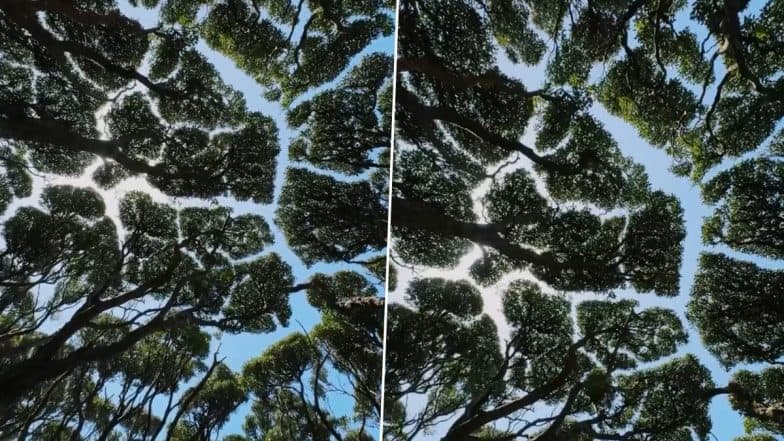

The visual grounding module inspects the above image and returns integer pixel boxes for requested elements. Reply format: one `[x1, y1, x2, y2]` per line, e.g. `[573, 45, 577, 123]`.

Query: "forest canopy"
[385, 0, 784, 440]
[0, 0, 392, 439]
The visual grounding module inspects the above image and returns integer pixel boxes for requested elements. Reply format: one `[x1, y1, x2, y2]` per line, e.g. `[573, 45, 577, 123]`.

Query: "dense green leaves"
[276, 168, 388, 265]
[0, 0, 391, 438]
[276, 48, 392, 273]
[201, 0, 394, 104]
[551, 1, 784, 437]
[287, 53, 393, 175]
[170, 363, 247, 440]
[689, 253, 784, 367]
[385, 0, 783, 439]
[392, 0, 686, 296]
[597, 51, 700, 160]
[0, 187, 299, 406]
[239, 269, 384, 441]
[614, 355, 714, 439]
[385, 277, 699, 440]
[728, 367, 784, 434]
[701, 158, 784, 258]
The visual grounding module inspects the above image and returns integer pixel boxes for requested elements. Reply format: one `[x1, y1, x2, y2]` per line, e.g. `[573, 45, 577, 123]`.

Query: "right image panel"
[383, 1, 784, 440]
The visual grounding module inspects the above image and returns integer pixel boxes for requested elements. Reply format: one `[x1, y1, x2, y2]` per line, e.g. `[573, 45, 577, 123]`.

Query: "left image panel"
[0, 1, 393, 439]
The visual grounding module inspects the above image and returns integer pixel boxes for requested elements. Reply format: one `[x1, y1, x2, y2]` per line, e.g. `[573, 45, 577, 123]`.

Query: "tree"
[384, 279, 712, 440]
[392, 0, 685, 291]
[230, 271, 384, 440]
[0, 0, 391, 439]
[1, 325, 237, 441]
[198, 0, 395, 104]
[276, 53, 393, 266]
[385, 0, 782, 439]
[0, 186, 297, 405]
[517, 0, 784, 437]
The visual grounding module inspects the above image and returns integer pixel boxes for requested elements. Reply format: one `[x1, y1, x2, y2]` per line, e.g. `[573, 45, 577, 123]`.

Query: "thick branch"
[0, 307, 197, 409]
[398, 57, 551, 98]
[707, 382, 784, 429]
[392, 197, 591, 271]
[0, 110, 223, 183]
[1, 2, 181, 97]
[396, 87, 566, 172]
[440, 343, 582, 441]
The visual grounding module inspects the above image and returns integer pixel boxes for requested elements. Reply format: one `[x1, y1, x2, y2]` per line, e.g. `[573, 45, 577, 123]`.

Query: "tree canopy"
[385, 279, 712, 440]
[386, 0, 784, 439]
[0, 0, 391, 439]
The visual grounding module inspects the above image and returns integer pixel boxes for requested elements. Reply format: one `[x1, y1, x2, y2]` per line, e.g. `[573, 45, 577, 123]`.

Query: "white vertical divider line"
[379, 0, 401, 437]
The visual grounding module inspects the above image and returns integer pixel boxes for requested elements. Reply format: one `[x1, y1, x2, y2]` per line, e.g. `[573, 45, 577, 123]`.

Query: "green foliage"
[734, 435, 779, 441]
[502, 281, 572, 391]
[385, 277, 701, 440]
[306, 271, 379, 318]
[221, 253, 295, 333]
[276, 167, 388, 265]
[516, 0, 784, 436]
[384, 278, 500, 436]
[622, 191, 686, 295]
[537, 116, 652, 209]
[597, 51, 700, 162]
[198, 0, 394, 104]
[384, 0, 781, 439]
[730, 367, 784, 434]
[241, 280, 383, 441]
[468, 249, 512, 287]
[615, 355, 714, 439]
[393, 0, 687, 292]
[577, 299, 687, 368]
[689, 253, 784, 367]
[392, 149, 476, 267]
[488, 0, 546, 65]
[478, 166, 684, 293]
[701, 158, 784, 258]
[287, 53, 392, 175]
[0, 0, 390, 439]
